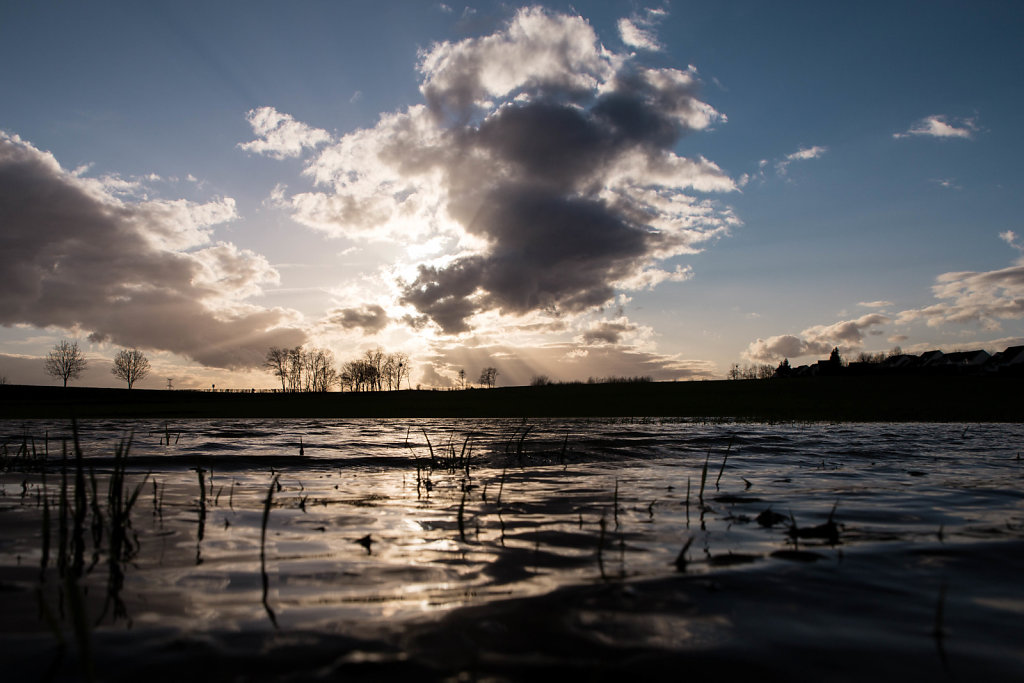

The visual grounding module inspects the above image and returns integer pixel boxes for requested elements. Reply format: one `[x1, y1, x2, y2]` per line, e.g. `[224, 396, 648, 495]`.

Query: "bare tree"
[363, 348, 386, 391]
[111, 348, 151, 389]
[287, 346, 304, 392]
[44, 339, 88, 387]
[458, 368, 466, 390]
[263, 347, 291, 391]
[336, 348, 411, 392]
[479, 366, 498, 388]
[392, 352, 411, 390]
[305, 347, 338, 392]
[382, 352, 410, 391]
[341, 358, 378, 392]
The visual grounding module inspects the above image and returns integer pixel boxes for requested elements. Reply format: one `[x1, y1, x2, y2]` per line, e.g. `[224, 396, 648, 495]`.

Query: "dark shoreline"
[2, 375, 1020, 421]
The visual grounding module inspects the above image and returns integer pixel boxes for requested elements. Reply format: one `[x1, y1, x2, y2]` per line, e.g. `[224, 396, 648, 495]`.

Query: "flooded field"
[1, 418, 1023, 681]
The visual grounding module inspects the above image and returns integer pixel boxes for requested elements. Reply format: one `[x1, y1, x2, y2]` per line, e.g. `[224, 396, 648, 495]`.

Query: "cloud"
[893, 236, 1024, 331]
[1000, 230, 1023, 256]
[421, 340, 717, 387]
[325, 304, 390, 333]
[618, 7, 667, 51]
[0, 131, 305, 369]
[896, 265, 1024, 331]
[239, 106, 332, 159]
[283, 7, 736, 335]
[776, 145, 828, 175]
[579, 317, 644, 345]
[894, 115, 978, 140]
[858, 300, 893, 308]
[744, 313, 891, 362]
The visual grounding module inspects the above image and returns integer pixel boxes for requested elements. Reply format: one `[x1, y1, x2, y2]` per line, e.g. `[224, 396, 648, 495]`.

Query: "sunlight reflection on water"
[2, 418, 1023, 641]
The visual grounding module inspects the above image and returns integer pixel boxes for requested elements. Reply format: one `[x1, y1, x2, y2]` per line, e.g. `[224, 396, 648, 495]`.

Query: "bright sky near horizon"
[1, 1, 1022, 389]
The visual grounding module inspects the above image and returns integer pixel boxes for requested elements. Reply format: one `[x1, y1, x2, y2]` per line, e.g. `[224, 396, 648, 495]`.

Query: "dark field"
[2, 375, 1021, 421]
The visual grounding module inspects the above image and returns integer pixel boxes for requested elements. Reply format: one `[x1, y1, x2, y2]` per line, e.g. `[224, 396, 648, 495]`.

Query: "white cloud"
[744, 313, 891, 362]
[618, 18, 662, 51]
[417, 7, 617, 118]
[776, 145, 828, 175]
[238, 106, 332, 159]
[895, 236, 1024, 331]
[894, 114, 978, 140]
[1000, 230, 1023, 258]
[897, 265, 1024, 330]
[618, 6, 668, 51]
[858, 300, 893, 308]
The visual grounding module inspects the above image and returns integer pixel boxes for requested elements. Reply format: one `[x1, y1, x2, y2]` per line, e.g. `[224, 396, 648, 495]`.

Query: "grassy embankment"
[1, 376, 1020, 421]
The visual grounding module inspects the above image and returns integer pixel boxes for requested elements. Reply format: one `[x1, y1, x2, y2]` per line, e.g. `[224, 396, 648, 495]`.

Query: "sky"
[1, 1, 1022, 390]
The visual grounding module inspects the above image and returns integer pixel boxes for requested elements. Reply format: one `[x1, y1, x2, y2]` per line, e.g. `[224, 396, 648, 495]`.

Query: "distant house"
[880, 354, 920, 371]
[940, 350, 990, 367]
[773, 345, 1021, 379]
[986, 345, 1024, 374]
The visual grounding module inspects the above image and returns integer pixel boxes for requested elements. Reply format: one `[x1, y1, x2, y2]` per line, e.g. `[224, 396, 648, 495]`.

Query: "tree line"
[263, 346, 412, 393]
[35, 339, 502, 393]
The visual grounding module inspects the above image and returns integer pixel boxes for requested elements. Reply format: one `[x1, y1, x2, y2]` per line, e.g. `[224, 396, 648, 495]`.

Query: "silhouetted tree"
[457, 369, 466, 390]
[111, 348, 151, 389]
[479, 366, 498, 388]
[340, 359, 377, 392]
[44, 339, 88, 387]
[286, 346, 304, 392]
[334, 348, 411, 392]
[382, 352, 410, 391]
[263, 347, 291, 391]
[775, 358, 792, 377]
[828, 347, 843, 367]
[530, 374, 551, 386]
[361, 348, 386, 391]
[304, 347, 338, 392]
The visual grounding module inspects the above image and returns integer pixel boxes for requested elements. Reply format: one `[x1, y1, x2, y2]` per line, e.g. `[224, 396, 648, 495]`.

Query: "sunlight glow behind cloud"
[267, 6, 736, 339]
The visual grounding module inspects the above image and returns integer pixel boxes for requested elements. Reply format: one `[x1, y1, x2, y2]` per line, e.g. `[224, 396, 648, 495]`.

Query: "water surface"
[2, 418, 1022, 680]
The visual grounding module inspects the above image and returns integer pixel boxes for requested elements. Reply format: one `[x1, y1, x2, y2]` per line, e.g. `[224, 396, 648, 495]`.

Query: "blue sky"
[1, 1, 1022, 389]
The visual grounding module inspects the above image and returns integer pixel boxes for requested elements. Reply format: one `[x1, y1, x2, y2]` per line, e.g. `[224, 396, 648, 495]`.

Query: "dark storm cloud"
[326, 304, 390, 333]
[402, 187, 652, 333]
[582, 320, 637, 345]
[287, 7, 735, 334]
[0, 132, 305, 368]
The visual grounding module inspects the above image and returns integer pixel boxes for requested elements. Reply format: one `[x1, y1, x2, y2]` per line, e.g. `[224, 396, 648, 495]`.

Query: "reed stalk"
[715, 435, 734, 491]
[261, 474, 280, 628]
